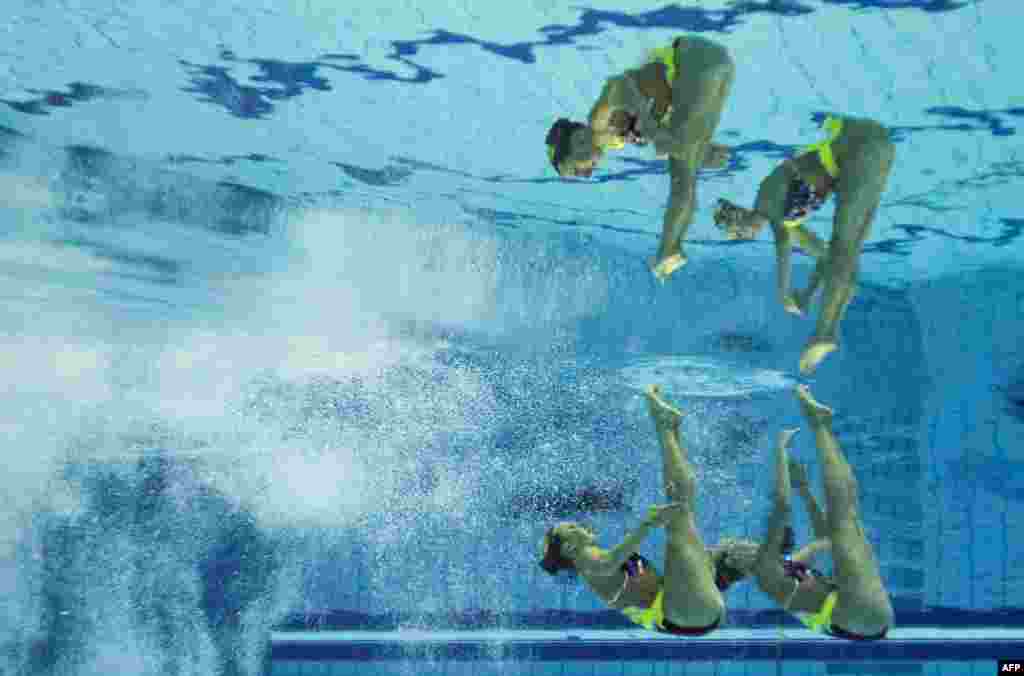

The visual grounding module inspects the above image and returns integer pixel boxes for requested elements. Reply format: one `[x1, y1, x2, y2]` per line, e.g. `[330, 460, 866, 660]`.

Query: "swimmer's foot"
[799, 339, 837, 375]
[649, 252, 688, 284]
[792, 286, 815, 314]
[644, 385, 682, 431]
[782, 293, 805, 317]
[796, 384, 833, 427]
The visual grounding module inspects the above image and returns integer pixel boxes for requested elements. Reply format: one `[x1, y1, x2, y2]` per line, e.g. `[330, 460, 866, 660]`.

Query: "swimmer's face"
[559, 128, 602, 178]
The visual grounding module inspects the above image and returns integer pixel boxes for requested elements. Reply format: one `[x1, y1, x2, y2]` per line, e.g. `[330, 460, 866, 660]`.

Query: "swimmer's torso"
[590, 49, 677, 149]
[783, 153, 835, 223]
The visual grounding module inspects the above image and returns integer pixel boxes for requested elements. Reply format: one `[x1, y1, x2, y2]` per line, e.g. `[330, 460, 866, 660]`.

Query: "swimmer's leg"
[791, 224, 828, 260]
[750, 429, 799, 602]
[644, 385, 724, 629]
[787, 226, 829, 315]
[800, 131, 894, 374]
[790, 455, 830, 541]
[702, 143, 731, 169]
[755, 430, 796, 568]
[651, 37, 735, 277]
[791, 260, 825, 315]
[796, 385, 893, 635]
[665, 36, 736, 159]
[652, 157, 695, 281]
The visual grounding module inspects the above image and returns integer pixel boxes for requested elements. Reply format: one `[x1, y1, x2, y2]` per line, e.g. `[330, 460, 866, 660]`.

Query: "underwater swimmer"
[727, 385, 893, 640]
[539, 385, 758, 635]
[545, 35, 735, 282]
[712, 115, 895, 374]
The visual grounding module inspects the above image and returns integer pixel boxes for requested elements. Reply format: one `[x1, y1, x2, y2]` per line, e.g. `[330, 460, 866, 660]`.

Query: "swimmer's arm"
[754, 163, 797, 303]
[792, 538, 831, 565]
[590, 76, 642, 149]
[751, 162, 792, 236]
[772, 222, 795, 305]
[588, 83, 616, 146]
[618, 74, 676, 156]
[595, 518, 658, 575]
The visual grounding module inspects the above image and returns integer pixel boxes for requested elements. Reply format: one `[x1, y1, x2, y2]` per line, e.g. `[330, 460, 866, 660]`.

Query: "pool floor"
[270, 627, 1024, 666]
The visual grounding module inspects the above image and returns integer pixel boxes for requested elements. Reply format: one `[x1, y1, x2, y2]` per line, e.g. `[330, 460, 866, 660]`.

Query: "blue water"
[1, 1, 1022, 675]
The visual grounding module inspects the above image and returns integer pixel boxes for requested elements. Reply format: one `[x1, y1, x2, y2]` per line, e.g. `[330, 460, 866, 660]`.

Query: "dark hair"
[545, 118, 587, 175]
[538, 529, 576, 575]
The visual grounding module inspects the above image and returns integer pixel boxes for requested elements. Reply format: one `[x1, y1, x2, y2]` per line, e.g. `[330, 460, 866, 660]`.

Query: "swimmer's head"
[710, 537, 760, 591]
[538, 522, 595, 575]
[546, 119, 600, 178]
[713, 198, 756, 240]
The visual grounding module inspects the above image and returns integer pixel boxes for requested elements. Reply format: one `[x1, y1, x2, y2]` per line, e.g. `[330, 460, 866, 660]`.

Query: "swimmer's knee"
[867, 119, 892, 141]
[879, 137, 896, 169]
[707, 64, 735, 97]
[703, 39, 734, 72]
[859, 128, 896, 173]
[695, 53, 734, 91]
[679, 37, 734, 77]
[868, 136, 895, 170]
[712, 56, 736, 81]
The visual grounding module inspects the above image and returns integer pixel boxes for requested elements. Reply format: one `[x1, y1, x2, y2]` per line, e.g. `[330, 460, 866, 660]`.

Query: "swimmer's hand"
[782, 293, 805, 316]
[713, 199, 756, 240]
[623, 115, 647, 146]
[610, 110, 647, 146]
[644, 502, 685, 527]
[788, 458, 811, 490]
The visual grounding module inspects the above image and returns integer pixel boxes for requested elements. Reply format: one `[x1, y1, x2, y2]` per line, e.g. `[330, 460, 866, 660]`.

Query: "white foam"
[619, 356, 795, 399]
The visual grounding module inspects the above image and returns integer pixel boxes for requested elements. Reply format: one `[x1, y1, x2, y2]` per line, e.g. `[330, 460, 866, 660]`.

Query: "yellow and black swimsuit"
[616, 553, 721, 636]
[778, 116, 844, 250]
[596, 39, 681, 155]
[782, 117, 844, 228]
[783, 560, 888, 641]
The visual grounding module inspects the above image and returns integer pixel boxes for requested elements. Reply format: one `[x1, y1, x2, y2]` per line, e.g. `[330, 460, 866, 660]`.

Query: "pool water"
[1, 1, 1021, 675]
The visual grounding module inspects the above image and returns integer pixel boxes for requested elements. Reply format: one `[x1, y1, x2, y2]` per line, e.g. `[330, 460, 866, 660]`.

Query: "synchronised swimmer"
[539, 34, 895, 641]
